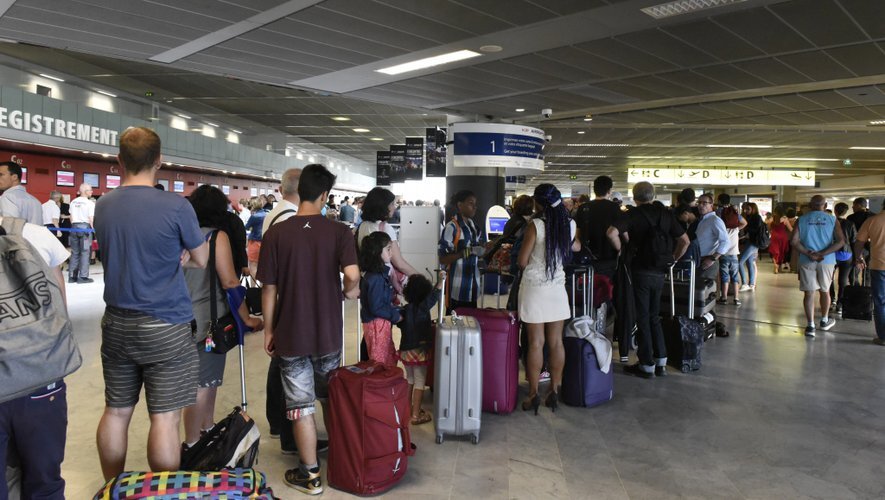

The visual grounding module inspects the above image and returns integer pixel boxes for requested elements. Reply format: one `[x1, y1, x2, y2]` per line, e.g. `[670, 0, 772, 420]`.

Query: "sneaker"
[284, 467, 323, 495]
[619, 356, 629, 363]
[804, 326, 816, 337]
[739, 285, 752, 292]
[835, 303, 843, 314]
[873, 338, 885, 346]
[269, 430, 280, 439]
[624, 363, 654, 379]
[717, 298, 728, 305]
[68, 277, 77, 283]
[539, 370, 551, 382]
[655, 365, 667, 377]
[819, 318, 836, 331]
[77, 277, 94, 284]
[733, 298, 741, 307]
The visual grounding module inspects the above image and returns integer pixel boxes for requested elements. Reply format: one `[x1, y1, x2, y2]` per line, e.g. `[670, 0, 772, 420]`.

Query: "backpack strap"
[268, 209, 296, 228]
[0, 217, 26, 237]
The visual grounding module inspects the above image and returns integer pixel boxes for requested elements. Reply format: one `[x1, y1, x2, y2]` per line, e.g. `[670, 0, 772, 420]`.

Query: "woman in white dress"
[517, 184, 581, 414]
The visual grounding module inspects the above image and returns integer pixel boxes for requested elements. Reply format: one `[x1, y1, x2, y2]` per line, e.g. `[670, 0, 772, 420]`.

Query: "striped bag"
[93, 468, 277, 499]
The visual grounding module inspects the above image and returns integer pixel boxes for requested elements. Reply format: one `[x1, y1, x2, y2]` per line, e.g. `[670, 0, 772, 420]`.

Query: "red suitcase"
[454, 307, 519, 414]
[327, 362, 415, 496]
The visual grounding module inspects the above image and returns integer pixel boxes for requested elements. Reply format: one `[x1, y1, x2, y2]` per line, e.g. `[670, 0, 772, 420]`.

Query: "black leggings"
[830, 259, 852, 304]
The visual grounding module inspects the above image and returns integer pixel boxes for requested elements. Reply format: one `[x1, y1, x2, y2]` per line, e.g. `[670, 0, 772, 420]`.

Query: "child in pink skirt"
[397, 272, 444, 425]
[359, 232, 401, 367]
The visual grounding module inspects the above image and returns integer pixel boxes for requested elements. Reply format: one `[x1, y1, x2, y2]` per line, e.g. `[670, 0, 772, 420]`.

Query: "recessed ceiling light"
[583, 118, 593, 122]
[515, 108, 525, 112]
[353, 128, 370, 133]
[375, 49, 481, 75]
[706, 144, 773, 148]
[479, 45, 503, 53]
[332, 117, 351, 121]
[577, 131, 585, 134]
[850, 146, 885, 150]
[371, 137, 384, 141]
[206, 122, 219, 127]
[38, 73, 64, 82]
[176, 113, 192, 119]
[97, 90, 117, 98]
[230, 129, 242, 134]
[641, 0, 747, 20]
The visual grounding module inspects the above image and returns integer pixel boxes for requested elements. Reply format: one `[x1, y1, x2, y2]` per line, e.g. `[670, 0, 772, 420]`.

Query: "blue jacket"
[360, 268, 402, 324]
[245, 209, 268, 241]
[398, 289, 440, 351]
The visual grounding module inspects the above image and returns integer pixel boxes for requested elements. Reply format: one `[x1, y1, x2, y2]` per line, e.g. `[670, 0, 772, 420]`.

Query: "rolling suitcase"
[454, 307, 519, 414]
[180, 285, 260, 471]
[327, 361, 415, 496]
[662, 262, 705, 373]
[434, 273, 482, 444]
[562, 265, 614, 408]
[842, 271, 873, 321]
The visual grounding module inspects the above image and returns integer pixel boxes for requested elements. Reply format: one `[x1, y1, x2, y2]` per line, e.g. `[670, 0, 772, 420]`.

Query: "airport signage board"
[405, 137, 423, 181]
[452, 123, 545, 172]
[425, 127, 446, 177]
[376, 151, 391, 186]
[627, 167, 814, 186]
[0, 105, 119, 146]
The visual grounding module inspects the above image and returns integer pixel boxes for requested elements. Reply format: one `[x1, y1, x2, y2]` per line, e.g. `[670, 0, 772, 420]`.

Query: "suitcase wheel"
[681, 363, 691, 373]
[471, 434, 479, 445]
[436, 435, 443, 445]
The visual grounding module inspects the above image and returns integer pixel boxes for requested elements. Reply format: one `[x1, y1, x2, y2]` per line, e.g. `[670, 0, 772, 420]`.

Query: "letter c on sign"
[653, 169, 660, 178]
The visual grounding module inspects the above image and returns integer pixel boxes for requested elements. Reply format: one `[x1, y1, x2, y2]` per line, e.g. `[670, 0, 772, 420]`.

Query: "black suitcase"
[662, 262, 705, 373]
[842, 272, 873, 321]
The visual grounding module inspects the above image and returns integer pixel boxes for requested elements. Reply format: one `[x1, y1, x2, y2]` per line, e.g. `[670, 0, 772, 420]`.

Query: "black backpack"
[754, 218, 771, 250]
[637, 207, 675, 270]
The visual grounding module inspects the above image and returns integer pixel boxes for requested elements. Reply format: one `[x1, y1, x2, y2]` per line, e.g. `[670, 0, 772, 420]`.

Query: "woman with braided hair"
[517, 184, 581, 414]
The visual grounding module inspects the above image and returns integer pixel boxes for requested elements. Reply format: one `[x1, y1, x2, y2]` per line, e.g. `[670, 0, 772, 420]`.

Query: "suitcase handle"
[669, 261, 696, 319]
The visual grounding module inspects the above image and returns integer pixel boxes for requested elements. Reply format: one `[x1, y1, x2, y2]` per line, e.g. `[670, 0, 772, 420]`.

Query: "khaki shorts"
[799, 262, 835, 292]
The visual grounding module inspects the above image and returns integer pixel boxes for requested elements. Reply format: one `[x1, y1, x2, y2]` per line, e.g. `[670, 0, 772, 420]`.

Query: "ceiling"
[0, 0, 884, 193]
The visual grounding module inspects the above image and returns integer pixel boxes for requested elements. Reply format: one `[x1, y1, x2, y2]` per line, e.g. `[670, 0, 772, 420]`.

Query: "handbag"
[206, 231, 239, 354]
[242, 275, 262, 315]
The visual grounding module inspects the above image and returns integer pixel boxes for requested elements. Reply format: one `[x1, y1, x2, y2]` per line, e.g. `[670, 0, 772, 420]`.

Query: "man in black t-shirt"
[574, 175, 622, 277]
[607, 182, 689, 379]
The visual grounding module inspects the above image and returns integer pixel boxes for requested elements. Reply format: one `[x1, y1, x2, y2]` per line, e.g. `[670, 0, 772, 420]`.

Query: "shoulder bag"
[205, 231, 239, 354]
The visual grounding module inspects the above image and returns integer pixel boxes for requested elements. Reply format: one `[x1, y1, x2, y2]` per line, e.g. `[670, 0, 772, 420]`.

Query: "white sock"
[821, 316, 829, 323]
[808, 322, 815, 328]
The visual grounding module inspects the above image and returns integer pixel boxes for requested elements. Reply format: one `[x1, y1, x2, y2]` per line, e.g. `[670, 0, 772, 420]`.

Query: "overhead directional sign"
[627, 167, 814, 186]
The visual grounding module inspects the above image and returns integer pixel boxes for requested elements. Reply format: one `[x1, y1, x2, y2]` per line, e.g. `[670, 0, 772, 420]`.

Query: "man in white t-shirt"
[1, 215, 71, 499]
[42, 191, 62, 232]
[262, 169, 300, 237]
[69, 183, 96, 283]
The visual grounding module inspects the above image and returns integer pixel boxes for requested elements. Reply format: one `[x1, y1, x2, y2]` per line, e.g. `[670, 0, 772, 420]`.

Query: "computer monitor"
[487, 217, 508, 234]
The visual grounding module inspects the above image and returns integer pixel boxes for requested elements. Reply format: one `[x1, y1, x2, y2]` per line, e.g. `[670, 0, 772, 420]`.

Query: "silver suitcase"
[433, 274, 482, 445]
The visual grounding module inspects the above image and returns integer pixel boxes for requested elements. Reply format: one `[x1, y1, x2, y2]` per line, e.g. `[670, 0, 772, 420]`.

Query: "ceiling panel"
[731, 58, 814, 86]
[713, 6, 813, 54]
[691, 64, 773, 90]
[776, 51, 854, 81]
[839, 0, 885, 38]
[825, 43, 885, 77]
[770, 0, 868, 46]
[574, 38, 678, 73]
[313, 0, 474, 43]
[615, 29, 719, 67]
[662, 19, 763, 61]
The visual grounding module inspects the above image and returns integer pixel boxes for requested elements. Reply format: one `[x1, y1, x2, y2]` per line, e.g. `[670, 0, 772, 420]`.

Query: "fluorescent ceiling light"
[849, 146, 885, 151]
[231, 129, 242, 134]
[577, 131, 585, 134]
[206, 122, 219, 127]
[97, 90, 117, 98]
[555, 155, 608, 158]
[641, 0, 747, 20]
[869, 120, 885, 125]
[176, 113, 192, 119]
[707, 144, 773, 149]
[353, 128, 370, 133]
[584, 118, 593, 122]
[567, 143, 629, 147]
[332, 116, 351, 121]
[371, 137, 384, 141]
[626, 155, 838, 162]
[515, 108, 525, 112]
[38, 73, 64, 82]
[375, 49, 481, 76]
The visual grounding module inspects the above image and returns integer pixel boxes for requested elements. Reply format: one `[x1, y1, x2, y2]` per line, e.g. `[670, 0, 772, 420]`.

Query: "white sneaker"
[820, 318, 836, 331]
[739, 285, 752, 292]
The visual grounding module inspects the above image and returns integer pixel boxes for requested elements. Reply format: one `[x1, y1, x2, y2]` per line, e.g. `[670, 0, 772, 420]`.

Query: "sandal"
[410, 410, 432, 425]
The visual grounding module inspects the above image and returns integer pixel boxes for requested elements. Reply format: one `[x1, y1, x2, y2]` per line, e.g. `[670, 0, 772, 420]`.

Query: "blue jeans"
[719, 255, 739, 284]
[739, 245, 758, 285]
[872, 270, 885, 340]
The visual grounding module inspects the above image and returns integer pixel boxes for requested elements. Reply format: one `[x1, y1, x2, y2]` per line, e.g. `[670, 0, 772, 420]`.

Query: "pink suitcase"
[454, 307, 519, 414]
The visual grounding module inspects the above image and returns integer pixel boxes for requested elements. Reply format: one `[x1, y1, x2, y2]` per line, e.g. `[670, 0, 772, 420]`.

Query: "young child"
[397, 272, 444, 425]
[359, 231, 401, 367]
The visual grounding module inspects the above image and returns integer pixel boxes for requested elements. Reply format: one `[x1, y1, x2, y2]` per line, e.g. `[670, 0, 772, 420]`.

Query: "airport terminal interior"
[1, 0, 885, 498]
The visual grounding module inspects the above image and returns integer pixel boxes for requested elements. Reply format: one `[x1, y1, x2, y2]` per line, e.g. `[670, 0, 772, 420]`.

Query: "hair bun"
[533, 183, 562, 207]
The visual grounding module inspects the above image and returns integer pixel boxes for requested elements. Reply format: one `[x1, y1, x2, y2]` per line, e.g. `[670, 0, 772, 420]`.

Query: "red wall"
[1, 146, 280, 204]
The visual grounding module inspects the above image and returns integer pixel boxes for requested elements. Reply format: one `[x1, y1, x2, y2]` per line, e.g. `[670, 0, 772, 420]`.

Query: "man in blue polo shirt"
[792, 195, 845, 337]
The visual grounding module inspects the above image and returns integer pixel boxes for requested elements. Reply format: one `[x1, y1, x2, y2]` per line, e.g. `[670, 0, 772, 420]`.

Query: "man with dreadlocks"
[516, 184, 582, 414]
[607, 182, 689, 379]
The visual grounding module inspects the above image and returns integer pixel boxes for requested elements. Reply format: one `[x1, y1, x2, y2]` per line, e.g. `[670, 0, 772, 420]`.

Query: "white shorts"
[799, 262, 835, 292]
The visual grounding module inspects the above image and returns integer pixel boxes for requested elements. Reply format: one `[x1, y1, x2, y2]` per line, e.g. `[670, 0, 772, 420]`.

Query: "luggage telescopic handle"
[669, 261, 696, 319]
[670, 264, 676, 317]
[436, 267, 446, 321]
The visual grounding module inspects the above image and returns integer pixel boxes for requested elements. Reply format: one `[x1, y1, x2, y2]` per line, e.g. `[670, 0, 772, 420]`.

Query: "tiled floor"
[57, 262, 885, 499]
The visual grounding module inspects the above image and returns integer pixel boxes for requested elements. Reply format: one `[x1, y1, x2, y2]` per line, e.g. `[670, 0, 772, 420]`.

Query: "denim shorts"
[719, 255, 740, 283]
[279, 351, 341, 420]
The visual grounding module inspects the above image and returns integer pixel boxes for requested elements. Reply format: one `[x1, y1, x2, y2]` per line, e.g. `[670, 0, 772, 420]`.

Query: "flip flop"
[410, 410, 432, 425]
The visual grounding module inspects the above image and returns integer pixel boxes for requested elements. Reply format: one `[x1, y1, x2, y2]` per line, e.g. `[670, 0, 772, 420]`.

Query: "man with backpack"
[607, 182, 689, 378]
[574, 175, 622, 278]
[716, 194, 747, 305]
